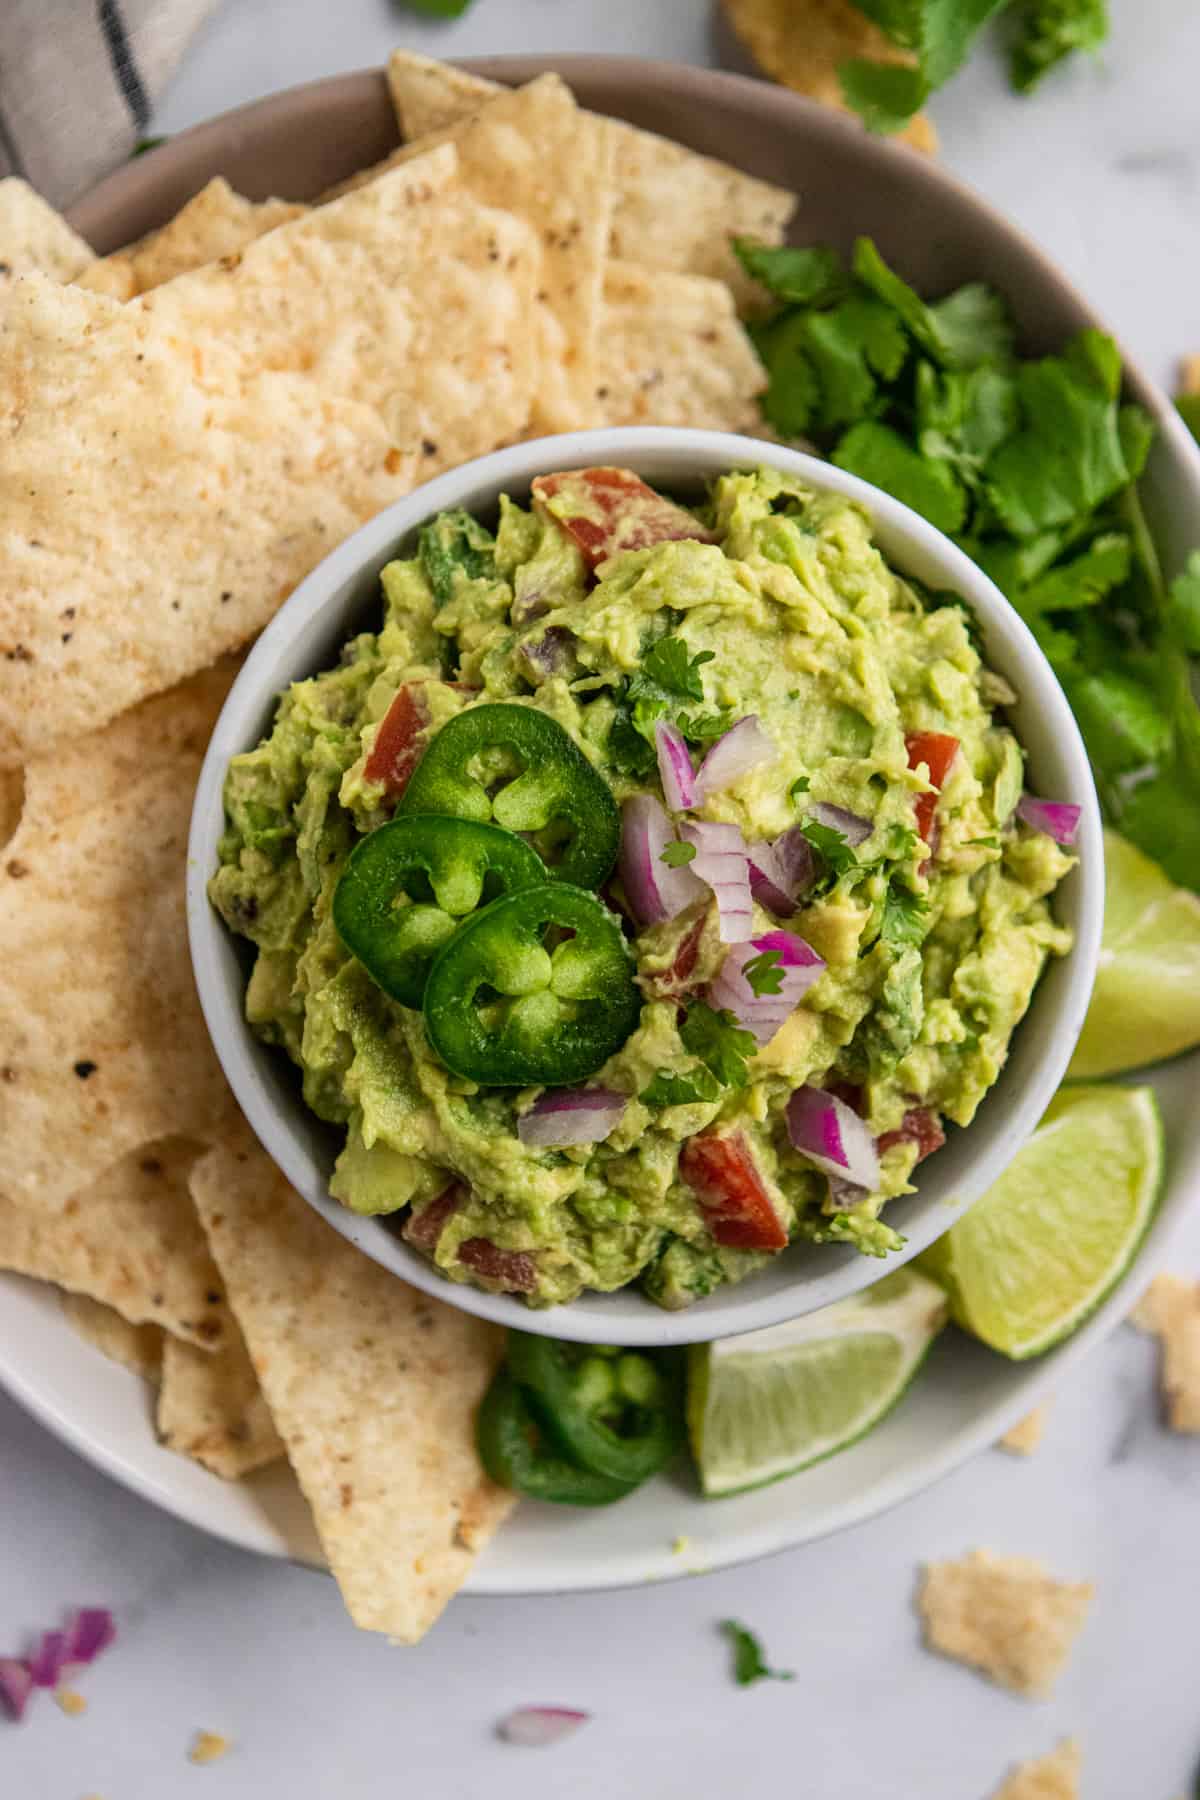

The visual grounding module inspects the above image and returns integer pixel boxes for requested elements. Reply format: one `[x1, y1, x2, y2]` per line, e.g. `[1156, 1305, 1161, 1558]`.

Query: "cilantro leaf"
[680, 1001, 757, 1090]
[640, 1068, 721, 1108]
[838, 60, 930, 133]
[754, 312, 823, 438]
[854, 239, 1014, 370]
[640, 635, 714, 702]
[419, 509, 496, 604]
[916, 362, 1019, 483]
[985, 333, 1145, 537]
[721, 1620, 795, 1688]
[661, 840, 697, 868]
[799, 817, 859, 879]
[834, 421, 968, 535]
[1167, 553, 1200, 655]
[804, 295, 910, 431]
[1010, 0, 1109, 93]
[606, 702, 656, 779]
[676, 706, 736, 745]
[850, 0, 1012, 89]
[741, 948, 785, 997]
[881, 882, 929, 948]
[789, 775, 811, 802]
[732, 240, 846, 308]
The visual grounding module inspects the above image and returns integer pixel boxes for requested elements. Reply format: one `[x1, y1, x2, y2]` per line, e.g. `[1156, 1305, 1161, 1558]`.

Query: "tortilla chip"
[0, 1139, 231, 1346]
[386, 51, 796, 307]
[189, 1128, 513, 1641]
[596, 260, 764, 430]
[999, 1405, 1050, 1457]
[0, 768, 22, 854]
[158, 1328, 283, 1479]
[61, 1292, 164, 1382]
[1180, 355, 1200, 396]
[1129, 1273, 1200, 1433]
[0, 145, 542, 766]
[342, 76, 610, 431]
[0, 177, 94, 280]
[0, 750, 240, 1210]
[77, 178, 306, 301]
[918, 1550, 1092, 1698]
[991, 1741, 1082, 1800]
[721, 0, 938, 154]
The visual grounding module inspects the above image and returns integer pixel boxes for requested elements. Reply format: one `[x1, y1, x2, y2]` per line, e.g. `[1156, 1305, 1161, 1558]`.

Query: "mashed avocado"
[211, 467, 1074, 1310]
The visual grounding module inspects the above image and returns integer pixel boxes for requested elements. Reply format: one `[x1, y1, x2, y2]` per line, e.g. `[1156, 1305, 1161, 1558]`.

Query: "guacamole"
[211, 466, 1075, 1310]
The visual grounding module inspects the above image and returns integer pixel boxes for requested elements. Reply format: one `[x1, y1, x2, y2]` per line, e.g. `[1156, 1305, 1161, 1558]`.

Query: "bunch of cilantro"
[840, 1, 1109, 133]
[739, 235, 1200, 892]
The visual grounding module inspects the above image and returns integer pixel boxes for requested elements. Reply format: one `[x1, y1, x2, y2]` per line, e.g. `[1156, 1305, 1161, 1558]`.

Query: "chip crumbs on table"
[1129, 1274, 1200, 1433]
[918, 1550, 1093, 1697]
[999, 1405, 1050, 1457]
[189, 1730, 232, 1765]
[990, 1738, 1082, 1800]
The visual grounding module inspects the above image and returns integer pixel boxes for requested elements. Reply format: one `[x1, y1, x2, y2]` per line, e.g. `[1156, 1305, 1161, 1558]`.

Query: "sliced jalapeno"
[476, 1369, 637, 1506]
[399, 702, 620, 889]
[422, 882, 640, 1086]
[332, 814, 545, 1009]
[506, 1332, 683, 1486]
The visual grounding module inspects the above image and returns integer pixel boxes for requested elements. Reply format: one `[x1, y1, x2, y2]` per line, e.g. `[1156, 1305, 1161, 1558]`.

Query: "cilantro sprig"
[607, 635, 731, 774]
[680, 1001, 757, 1091]
[741, 948, 785, 997]
[721, 1620, 795, 1688]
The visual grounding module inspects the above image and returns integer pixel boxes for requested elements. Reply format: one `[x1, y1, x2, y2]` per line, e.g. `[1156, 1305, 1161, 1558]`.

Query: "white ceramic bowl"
[187, 426, 1103, 1346]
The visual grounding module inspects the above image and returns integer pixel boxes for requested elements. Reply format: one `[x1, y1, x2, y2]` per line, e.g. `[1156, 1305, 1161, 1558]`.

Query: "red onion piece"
[747, 828, 815, 913]
[27, 1631, 68, 1689]
[63, 1609, 116, 1667]
[0, 1658, 32, 1721]
[808, 802, 872, 847]
[1016, 794, 1080, 846]
[654, 719, 697, 812]
[680, 820, 753, 943]
[709, 930, 826, 1046]
[786, 1086, 881, 1189]
[826, 1176, 869, 1210]
[518, 1088, 627, 1148]
[695, 716, 776, 798]
[498, 1706, 590, 1747]
[618, 795, 705, 926]
[518, 625, 575, 681]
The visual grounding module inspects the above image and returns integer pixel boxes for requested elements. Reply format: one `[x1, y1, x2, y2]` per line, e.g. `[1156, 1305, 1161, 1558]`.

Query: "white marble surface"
[6, 4, 1200, 1796]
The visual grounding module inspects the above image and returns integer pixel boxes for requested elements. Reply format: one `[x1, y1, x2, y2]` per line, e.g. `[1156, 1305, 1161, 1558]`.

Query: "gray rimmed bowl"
[187, 426, 1102, 1346]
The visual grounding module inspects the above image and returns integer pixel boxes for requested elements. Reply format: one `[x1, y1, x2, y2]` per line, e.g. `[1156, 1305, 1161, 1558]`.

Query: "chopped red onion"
[826, 1176, 869, 1210]
[498, 1706, 590, 1747]
[808, 802, 872, 847]
[518, 625, 575, 681]
[618, 795, 705, 926]
[747, 828, 815, 914]
[680, 819, 753, 943]
[1016, 794, 1080, 846]
[654, 719, 697, 812]
[518, 1088, 627, 1148]
[27, 1631, 68, 1690]
[695, 716, 776, 798]
[709, 930, 826, 1045]
[0, 1658, 32, 1722]
[786, 1086, 881, 1190]
[63, 1609, 116, 1666]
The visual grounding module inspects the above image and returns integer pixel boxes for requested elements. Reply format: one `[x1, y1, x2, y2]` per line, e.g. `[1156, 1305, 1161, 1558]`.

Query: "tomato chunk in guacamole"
[211, 466, 1075, 1311]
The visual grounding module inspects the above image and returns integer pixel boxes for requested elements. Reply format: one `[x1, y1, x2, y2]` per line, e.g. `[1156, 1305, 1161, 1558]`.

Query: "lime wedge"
[920, 1084, 1163, 1360]
[688, 1268, 948, 1497]
[1069, 829, 1200, 1078]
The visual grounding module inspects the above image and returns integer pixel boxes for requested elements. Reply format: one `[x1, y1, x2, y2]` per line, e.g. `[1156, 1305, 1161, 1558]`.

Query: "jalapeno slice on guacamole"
[211, 465, 1075, 1310]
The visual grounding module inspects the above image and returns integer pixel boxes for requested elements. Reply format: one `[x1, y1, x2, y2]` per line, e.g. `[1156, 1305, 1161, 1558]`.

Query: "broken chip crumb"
[999, 1405, 1050, 1457]
[1180, 354, 1200, 396]
[188, 1731, 232, 1765]
[1128, 1273, 1200, 1432]
[917, 1550, 1092, 1698]
[990, 1738, 1082, 1800]
[54, 1686, 87, 1716]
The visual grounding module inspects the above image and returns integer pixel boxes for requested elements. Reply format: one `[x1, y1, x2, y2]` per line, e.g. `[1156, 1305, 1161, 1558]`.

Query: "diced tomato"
[458, 1238, 538, 1293]
[401, 1181, 465, 1252]
[679, 1130, 788, 1253]
[641, 914, 705, 1001]
[364, 684, 429, 799]
[877, 1107, 945, 1165]
[905, 731, 960, 852]
[531, 468, 717, 572]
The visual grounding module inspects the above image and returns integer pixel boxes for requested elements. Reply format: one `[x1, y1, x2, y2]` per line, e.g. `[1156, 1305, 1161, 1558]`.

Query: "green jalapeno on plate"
[506, 1333, 683, 1487]
[476, 1370, 638, 1507]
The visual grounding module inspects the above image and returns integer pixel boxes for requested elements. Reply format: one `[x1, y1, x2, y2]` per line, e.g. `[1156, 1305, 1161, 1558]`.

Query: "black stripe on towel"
[96, 0, 151, 129]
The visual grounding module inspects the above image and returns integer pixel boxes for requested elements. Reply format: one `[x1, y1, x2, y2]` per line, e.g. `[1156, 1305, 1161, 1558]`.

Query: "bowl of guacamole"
[188, 428, 1102, 1345]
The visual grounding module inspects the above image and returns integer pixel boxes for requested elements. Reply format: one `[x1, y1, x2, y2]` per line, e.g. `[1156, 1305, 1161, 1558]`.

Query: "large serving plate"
[1, 57, 1195, 1596]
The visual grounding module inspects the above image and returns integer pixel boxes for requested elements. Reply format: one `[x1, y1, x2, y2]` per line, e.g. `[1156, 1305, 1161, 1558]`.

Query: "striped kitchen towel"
[0, 0, 216, 206]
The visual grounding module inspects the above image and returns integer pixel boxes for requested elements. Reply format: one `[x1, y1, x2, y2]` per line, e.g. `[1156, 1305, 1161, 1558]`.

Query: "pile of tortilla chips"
[0, 53, 795, 1644]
